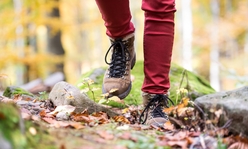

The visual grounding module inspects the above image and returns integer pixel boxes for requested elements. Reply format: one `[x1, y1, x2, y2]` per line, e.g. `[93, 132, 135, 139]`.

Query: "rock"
[48, 81, 118, 117]
[195, 86, 248, 137]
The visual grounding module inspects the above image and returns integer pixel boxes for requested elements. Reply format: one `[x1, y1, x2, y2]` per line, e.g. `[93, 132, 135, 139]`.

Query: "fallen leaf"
[68, 122, 85, 129]
[163, 106, 176, 114]
[177, 107, 194, 117]
[21, 112, 31, 120]
[167, 140, 188, 149]
[97, 131, 114, 140]
[109, 88, 118, 93]
[122, 108, 129, 114]
[1, 97, 14, 103]
[163, 121, 174, 131]
[48, 105, 76, 116]
[182, 97, 190, 106]
[214, 109, 223, 119]
[108, 96, 124, 104]
[42, 117, 70, 128]
[113, 115, 130, 124]
[39, 110, 47, 117]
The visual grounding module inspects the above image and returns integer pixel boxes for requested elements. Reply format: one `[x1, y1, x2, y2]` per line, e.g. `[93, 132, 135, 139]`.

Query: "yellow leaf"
[109, 88, 118, 93]
[163, 106, 176, 114]
[109, 96, 124, 104]
[122, 108, 129, 114]
[182, 97, 190, 106]
[163, 121, 174, 131]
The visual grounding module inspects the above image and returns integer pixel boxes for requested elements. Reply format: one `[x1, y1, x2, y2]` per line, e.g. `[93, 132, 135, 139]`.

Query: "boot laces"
[105, 39, 131, 78]
[139, 94, 174, 124]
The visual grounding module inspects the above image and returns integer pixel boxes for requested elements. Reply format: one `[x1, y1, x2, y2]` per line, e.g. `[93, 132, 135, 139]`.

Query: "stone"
[56, 111, 70, 121]
[48, 81, 118, 117]
[195, 86, 248, 137]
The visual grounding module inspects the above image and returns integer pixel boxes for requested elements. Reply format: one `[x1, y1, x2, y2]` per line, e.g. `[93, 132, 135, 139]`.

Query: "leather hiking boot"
[139, 92, 174, 127]
[102, 33, 136, 99]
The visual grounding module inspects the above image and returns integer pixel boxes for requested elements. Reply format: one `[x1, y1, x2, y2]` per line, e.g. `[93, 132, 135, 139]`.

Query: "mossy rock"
[77, 61, 215, 106]
[169, 63, 216, 102]
[3, 86, 34, 98]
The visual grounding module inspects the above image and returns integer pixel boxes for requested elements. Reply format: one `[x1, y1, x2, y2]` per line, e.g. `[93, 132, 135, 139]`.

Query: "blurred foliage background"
[0, 0, 248, 91]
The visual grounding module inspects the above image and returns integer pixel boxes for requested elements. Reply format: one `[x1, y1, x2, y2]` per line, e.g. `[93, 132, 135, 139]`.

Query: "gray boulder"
[48, 81, 118, 117]
[195, 86, 248, 137]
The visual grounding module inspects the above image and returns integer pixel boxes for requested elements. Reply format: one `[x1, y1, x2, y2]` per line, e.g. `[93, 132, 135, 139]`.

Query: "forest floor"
[1, 92, 247, 149]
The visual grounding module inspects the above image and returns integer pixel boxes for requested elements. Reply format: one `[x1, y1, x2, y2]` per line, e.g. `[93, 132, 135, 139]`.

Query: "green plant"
[38, 91, 48, 101]
[77, 78, 99, 102]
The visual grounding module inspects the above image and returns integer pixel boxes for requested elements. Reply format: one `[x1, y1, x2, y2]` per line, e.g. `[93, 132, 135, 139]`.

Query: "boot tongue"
[109, 46, 126, 78]
[106, 39, 130, 78]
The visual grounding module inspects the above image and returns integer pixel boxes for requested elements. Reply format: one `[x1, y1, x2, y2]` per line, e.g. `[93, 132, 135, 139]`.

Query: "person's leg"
[139, 0, 176, 126]
[141, 0, 176, 94]
[95, 0, 136, 99]
[95, 0, 135, 38]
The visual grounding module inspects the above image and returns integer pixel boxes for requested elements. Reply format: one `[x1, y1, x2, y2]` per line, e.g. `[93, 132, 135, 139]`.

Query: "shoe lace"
[105, 39, 131, 78]
[139, 94, 174, 124]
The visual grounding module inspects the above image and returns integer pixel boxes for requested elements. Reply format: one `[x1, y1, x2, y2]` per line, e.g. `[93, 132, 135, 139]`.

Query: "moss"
[78, 61, 215, 107]
[3, 86, 34, 98]
[169, 63, 215, 103]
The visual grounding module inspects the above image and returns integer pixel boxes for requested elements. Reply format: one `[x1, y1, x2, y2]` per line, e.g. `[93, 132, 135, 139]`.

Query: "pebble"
[16, 100, 29, 106]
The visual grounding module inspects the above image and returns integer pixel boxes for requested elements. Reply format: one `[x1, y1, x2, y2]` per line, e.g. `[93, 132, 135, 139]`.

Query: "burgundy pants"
[95, 0, 176, 94]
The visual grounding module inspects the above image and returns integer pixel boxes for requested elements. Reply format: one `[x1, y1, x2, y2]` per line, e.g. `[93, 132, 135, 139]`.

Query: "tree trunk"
[181, 0, 193, 71]
[210, 0, 220, 91]
[13, 0, 25, 85]
[47, 0, 65, 75]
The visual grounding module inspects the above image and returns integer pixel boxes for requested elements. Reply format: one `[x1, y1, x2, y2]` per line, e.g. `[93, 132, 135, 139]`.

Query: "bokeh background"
[0, 0, 248, 92]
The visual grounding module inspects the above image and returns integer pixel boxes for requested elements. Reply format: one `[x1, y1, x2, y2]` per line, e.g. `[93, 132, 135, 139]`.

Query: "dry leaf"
[108, 96, 124, 103]
[113, 115, 130, 124]
[177, 107, 194, 117]
[1, 97, 14, 103]
[182, 97, 189, 106]
[163, 121, 174, 131]
[68, 122, 85, 129]
[97, 131, 114, 140]
[48, 105, 76, 116]
[109, 88, 118, 93]
[214, 109, 223, 119]
[39, 110, 47, 117]
[163, 106, 176, 114]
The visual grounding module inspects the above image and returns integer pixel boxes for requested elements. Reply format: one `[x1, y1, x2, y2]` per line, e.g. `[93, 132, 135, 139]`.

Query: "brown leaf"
[1, 97, 14, 103]
[113, 115, 130, 124]
[167, 140, 188, 149]
[42, 117, 70, 128]
[68, 122, 84, 129]
[177, 107, 194, 117]
[48, 105, 76, 116]
[182, 97, 190, 106]
[97, 131, 114, 140]
[39, 110, 47, 117]
[163, 106, 176, 114]
[163, 121, 175, 131]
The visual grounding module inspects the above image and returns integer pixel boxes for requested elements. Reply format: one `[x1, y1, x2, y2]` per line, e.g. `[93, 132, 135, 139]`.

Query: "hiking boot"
[102, 33, 136, 99]
[139, 92, 174, 127]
